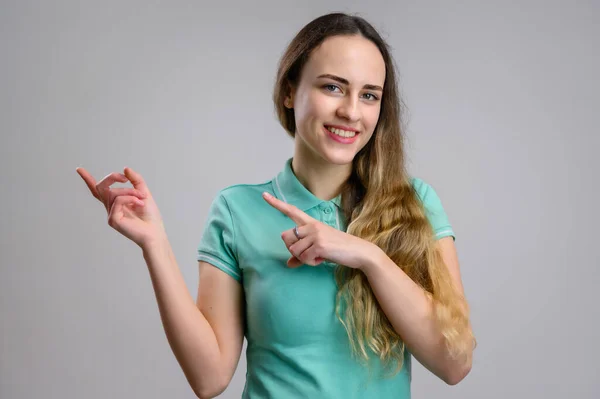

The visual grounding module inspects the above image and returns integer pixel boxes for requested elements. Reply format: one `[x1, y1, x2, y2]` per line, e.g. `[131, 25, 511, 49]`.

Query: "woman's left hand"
[262, 192, 380, 269]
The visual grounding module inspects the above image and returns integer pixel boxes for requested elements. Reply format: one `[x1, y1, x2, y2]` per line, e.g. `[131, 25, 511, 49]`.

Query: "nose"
[336, 96, 361, 123]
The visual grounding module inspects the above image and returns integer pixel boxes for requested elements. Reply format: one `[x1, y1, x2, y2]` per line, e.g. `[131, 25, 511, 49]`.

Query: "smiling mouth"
[324, 125, 359, 138]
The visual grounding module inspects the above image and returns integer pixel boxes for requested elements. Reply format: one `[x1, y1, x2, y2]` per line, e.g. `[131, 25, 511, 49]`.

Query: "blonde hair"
[274, 12, 475, 376]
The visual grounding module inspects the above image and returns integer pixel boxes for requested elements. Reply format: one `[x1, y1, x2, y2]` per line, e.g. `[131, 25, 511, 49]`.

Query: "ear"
[284, 97, 293, 109]
[284, 82, 295, 109]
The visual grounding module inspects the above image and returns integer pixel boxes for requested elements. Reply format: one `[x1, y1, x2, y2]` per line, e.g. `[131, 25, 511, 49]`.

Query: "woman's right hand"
[76, 166, 166, 249]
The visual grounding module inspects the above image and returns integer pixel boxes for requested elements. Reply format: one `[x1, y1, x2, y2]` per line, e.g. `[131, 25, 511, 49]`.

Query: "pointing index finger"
[262, 192, 312, 225]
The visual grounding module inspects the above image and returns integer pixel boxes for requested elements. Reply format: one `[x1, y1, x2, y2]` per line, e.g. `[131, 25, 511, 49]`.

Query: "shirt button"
[324, 207, 332, 214]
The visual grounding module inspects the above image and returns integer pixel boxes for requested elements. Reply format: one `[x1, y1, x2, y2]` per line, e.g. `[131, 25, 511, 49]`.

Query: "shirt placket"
[318, 202, 339, 230]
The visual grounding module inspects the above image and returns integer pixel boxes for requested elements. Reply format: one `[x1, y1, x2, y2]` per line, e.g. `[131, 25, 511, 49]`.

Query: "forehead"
[303, 35, 386, 86]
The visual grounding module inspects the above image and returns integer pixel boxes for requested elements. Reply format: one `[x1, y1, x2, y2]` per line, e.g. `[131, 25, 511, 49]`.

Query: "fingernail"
[262, 192, 271, 199]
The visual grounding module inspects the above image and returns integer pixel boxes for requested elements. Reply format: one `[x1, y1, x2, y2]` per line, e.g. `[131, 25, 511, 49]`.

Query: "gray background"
[1, 0, 598, 398]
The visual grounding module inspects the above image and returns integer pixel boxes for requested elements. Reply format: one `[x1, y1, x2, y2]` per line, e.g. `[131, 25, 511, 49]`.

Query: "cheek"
[296, 92, 332, 124]
[364, 106, 382, 132]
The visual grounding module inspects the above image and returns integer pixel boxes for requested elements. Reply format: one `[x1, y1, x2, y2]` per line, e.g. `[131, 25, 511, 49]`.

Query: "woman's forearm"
[360, 246, 472, 385]
[142, 237, 223, 398]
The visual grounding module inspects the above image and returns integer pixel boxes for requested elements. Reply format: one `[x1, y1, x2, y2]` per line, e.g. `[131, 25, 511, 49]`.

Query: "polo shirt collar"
[273, 158, 342, 212]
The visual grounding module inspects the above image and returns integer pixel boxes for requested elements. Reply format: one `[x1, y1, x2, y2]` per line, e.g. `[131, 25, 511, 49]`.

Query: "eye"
[362, 92, 379, 101]
[323, 84, 341, 93]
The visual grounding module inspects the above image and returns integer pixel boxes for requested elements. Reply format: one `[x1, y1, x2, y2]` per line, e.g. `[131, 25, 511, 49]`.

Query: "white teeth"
[326, 126, 356, 138]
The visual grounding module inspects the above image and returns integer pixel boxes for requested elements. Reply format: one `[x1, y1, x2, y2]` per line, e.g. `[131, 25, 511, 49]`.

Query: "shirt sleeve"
[411, 177, 456, 241]
[197, 192, 242, 282]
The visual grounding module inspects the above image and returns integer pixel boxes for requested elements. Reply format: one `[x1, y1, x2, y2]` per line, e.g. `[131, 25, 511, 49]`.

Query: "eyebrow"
[317, 73, 383, 92]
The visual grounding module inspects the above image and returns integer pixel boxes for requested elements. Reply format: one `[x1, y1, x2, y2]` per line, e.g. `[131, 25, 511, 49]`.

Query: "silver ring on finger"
[293, 225, 301, 240]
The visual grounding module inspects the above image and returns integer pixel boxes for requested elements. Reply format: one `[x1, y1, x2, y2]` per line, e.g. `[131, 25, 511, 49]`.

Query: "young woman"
[77, 12, 475, 399]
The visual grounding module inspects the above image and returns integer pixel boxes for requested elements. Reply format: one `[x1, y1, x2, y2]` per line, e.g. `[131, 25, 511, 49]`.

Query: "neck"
[291, 145, 352, 201]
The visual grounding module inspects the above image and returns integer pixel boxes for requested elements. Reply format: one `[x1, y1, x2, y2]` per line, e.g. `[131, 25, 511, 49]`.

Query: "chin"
[320, 149, 358, 166]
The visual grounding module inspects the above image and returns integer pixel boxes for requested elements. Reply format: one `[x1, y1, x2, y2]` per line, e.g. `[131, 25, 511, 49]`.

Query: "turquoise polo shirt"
[197, 158, 455, 399]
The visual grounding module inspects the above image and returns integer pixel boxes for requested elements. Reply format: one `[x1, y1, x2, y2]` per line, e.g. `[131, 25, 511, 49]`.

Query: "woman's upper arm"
[437, 236, 464, 294]
[196, 260, 245, 388]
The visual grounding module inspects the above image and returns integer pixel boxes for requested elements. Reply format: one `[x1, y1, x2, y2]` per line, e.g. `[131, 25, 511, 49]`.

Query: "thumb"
[287, 256, 303, 268]
[123, 167, 149, 195]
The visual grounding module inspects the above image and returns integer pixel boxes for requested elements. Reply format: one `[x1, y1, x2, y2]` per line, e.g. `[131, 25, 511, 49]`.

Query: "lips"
[323, 125, 359, 144]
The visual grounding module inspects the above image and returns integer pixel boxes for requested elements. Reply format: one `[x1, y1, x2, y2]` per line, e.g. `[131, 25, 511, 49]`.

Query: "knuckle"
[299, 250, 308, 261]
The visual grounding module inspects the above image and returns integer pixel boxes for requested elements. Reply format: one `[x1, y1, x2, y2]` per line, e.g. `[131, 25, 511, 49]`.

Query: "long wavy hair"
[273, 12, 474, 376]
